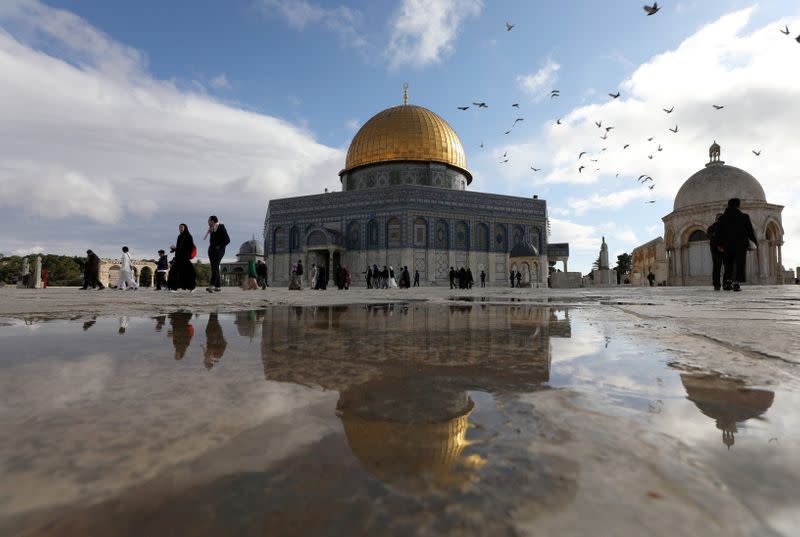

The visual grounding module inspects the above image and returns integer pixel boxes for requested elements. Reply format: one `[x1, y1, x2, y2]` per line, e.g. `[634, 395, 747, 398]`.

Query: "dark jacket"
[707, 221, 721, 250]
[174, 231, 195, 261]
[86, 253, 100, 272]
[209, 224, 230, 249]
[157, 254, 169, 271]
[718, 207, 757, 252]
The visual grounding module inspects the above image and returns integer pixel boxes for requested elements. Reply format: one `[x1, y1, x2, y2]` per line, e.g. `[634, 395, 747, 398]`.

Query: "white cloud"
[386, 0, 482, 69]
[567, 188, 653, 216]
[0, 1, 343, 257]
[345, 118, 360, 131]
[549, 217, 600, 254]
[515, 7, 800, 269]
[209, 73, 232, 90]
[258, 0, 366, 49]
[517, 59, 560, 100]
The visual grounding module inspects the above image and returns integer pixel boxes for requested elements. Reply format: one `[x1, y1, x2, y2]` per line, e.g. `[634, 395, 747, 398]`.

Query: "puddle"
[0, 304, 797, 536]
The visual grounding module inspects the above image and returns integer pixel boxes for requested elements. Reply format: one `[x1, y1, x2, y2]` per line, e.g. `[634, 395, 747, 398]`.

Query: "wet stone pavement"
[0, 303, 798, 536]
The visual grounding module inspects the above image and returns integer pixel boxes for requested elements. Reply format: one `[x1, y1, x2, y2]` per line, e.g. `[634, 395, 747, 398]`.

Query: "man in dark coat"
[458, 267, 466, 289]
[706, 213, 725, 290]
[155, 249, 169, 290]
[81, 249, 104, 290]
[717, 198, 757, 291]
[449, 267, 456, 289]
[206, 215, 230, 292]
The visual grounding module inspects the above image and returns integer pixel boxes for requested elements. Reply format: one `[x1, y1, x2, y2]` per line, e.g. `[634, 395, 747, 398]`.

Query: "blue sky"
[1, 0, 799, 273]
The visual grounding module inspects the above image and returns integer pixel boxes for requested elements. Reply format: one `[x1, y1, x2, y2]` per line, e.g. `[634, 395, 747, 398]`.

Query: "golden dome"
[343, 104, 471, 182]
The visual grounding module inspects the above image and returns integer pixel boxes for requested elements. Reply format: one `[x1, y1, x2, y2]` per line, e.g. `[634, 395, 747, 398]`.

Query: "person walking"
[458, 267, 466, 289]
[515, 270, 522, 288]
[480, 270, 486, 288]
[296, 259, 304, 289]
[718, 198, 758, 292]
[169, 223, 197, 291]
[310, 263, 318, 290]
[413, 270, 420, 287]
[81, 249, 104, 290]
[449, 267, 456, 289]
[117, 246, 139, 290]
[256, 260, 268, 289]
[466, 268, 474, 289]
[510, 269, 515, 288]
[204, 216, 230, 293]
[242, 258, 259, 290]
[389, 266, 398, 288]
[288, 262, 302, 290]
[155, 249, 169, 290]
[646, 271, 656, 287]
[316, 264, 327, 290]
[365, 266, 372, 289]
[401, 266, 410, 288]
[706, 213, 725, 291]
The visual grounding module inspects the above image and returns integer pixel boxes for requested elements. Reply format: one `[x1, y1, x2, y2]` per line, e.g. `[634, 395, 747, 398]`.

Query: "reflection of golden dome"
[342, 105, 471, 182]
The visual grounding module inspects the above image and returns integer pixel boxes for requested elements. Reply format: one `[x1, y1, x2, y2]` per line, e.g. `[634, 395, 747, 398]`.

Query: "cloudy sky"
[1, 0, 798, 273]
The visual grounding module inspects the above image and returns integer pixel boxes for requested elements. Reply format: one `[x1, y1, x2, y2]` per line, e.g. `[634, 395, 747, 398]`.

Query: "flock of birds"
[451, 4, 798, 205]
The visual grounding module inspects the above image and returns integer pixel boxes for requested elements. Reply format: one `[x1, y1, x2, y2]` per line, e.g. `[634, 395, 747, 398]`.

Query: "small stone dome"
[237, 239, 263, 257]
[510, 240, 538, 258]
[673, 143, 766, 211]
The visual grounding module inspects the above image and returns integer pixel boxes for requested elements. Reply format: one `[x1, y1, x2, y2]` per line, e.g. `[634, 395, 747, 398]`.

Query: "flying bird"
[615, 173, 620, 178]
[643, 3, 660, 16]
[623, 144, 630, 149]
[550, 90, 560, 98]
[605, 126, 615, 132]
[512, 103, 520, 108]
[663, 106, 674, 113]
[648, 155, 654, 159]
[579, 151, 587, 159]
[556, 118, 562, 125]
[648, 185, 655, 190]
[752, 150, 761, 156]
[712, 104, 724, 110]
[657, 144, 663, 152]
[669, 125, 679, 133]
[504, 130, 511, 135]
[595, 120, 602, 128]
[579, 166, 585, 173]
[609, 92, 620, 99]
[647, 137, 654, 141]
[645, 200, 656, 204]
[530, 166, 541, 172]
[601, 147, 608, 152]
[501, 159, 509, 163]
[457, 106, 469, 111]
[513, 117, 524, 125]
[600, 133, 609, 140]
[638, 175, 653, 182]
[503, 151, 507, 157]
[472, 102, 488, 108]
[780, 25, 790, 35]
[480, 142, 484, 148]
[506, 21, 514, 31]
[796, 34, 800, 43]
[590, 159, 598, 162]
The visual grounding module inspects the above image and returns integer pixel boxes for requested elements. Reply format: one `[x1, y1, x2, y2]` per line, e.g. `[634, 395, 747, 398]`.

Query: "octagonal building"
[263, 95, 560, 287]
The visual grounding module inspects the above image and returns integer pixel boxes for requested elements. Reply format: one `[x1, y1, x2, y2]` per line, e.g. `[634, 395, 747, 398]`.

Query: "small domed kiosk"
[632, 142, 786, 286]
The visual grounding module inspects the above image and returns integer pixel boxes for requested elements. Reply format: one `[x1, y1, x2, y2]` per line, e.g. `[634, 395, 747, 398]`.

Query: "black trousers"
[82, 270, 103, 289]
[208, 247, 225, 288]
[711, 248, 724, 288]
[155, 271, 167, 290]
[723, 249, 747, 283]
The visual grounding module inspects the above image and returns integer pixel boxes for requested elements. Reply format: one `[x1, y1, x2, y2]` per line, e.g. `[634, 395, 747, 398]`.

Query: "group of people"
[449, 267, 479, 289]
[509, 269, 524, 288]
[80, 216, 232, 293]
[707, 198, 758, 292]
[363, 265, 419, 289]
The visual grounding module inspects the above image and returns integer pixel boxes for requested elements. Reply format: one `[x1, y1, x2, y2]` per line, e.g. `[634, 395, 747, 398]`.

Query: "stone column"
[563, 259, 568, 273]
[758, 244, 768, 281]
[34, 256, 42, 289]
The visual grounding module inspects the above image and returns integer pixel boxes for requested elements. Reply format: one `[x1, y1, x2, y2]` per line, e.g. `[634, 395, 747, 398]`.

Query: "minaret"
[599, 236, 609, 269]
[403, 82, 409, 105]
[707, 141, 724, 167]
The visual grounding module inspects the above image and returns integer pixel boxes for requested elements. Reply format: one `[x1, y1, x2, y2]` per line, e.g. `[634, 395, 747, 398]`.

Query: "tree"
[195, 260, 211, 287]
[614, 253, 632, 284]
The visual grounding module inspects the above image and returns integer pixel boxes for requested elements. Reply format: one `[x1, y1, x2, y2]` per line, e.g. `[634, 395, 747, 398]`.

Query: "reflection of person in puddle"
[167, 312, 194, 360]
[203, 312, 227, 370]
[118, 316, 129, 334]
[153, 315, 166, 332]
[82, 316, 97, 331]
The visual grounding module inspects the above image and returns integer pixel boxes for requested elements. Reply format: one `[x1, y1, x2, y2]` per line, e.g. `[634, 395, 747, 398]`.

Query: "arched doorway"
[108, 265, 121, 288]
[139, 266, 153, 287]
[686, 229, 710, 278]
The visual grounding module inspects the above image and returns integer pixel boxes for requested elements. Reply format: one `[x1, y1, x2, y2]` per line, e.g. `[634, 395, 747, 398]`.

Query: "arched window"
[367, 220, 379, 249]
[386, 217, 402, 248]
[455, 221, 469, 250]
[495, 224, 507, 252]
[476, 223, 489, 251]
[273, 226, 287, 253]
[307, 230, 327, 247]
[435, 220, 449, 249]
[290, 226, 300, 251]
[512, 225, 524, 246]
[413, 217, 427, 247]
[347, 221, 361, 250]
[688, 229, 708, 242]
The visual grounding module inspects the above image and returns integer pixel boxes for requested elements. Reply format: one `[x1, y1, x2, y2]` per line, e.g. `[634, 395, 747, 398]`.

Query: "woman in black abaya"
[168, 223, 197, 291]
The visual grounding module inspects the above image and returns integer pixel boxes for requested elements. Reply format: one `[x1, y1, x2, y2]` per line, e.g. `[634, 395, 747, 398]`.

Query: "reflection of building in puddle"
[337, 376, 483, 494]
[680, 373, 775, 449]
[261, 304, 568, 491]
[234, 310, 262, 340]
